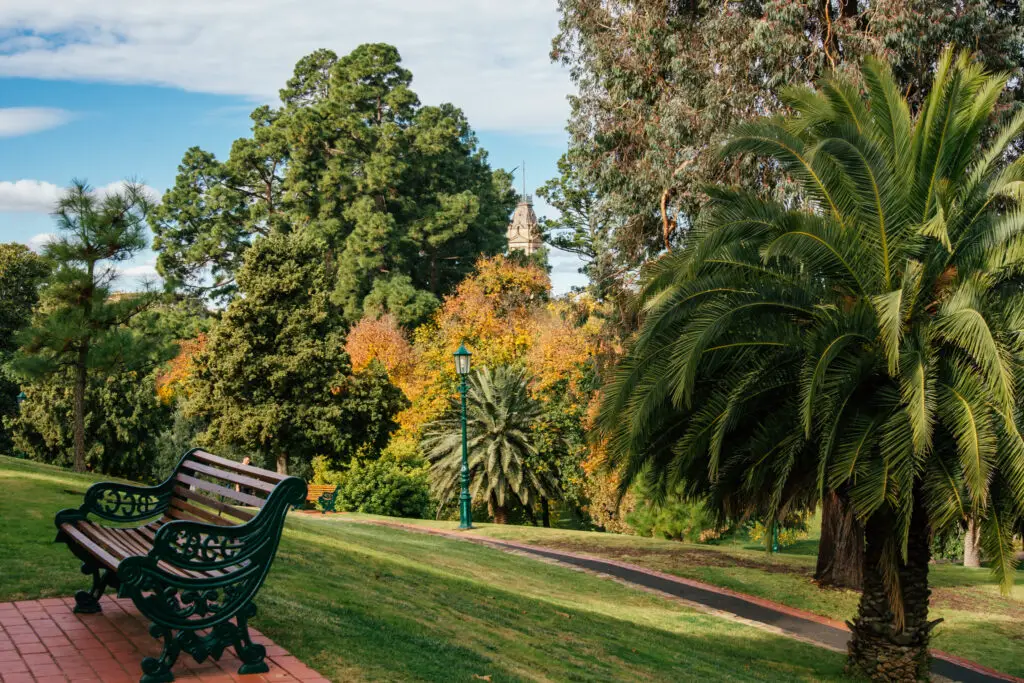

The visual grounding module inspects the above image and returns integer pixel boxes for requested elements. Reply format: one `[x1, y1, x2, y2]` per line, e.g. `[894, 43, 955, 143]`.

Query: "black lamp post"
[453, 345, 473, 529]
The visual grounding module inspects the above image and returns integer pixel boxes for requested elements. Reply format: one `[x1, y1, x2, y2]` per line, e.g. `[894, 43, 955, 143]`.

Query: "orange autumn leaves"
[156, 334, 207, 404]
[345, 255, 603, 447]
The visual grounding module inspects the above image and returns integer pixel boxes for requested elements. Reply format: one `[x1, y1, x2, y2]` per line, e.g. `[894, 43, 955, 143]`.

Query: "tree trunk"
[963, 518, 981, 568]
[847, 496, 935, 681]
[493, 506, 509, 524]
[276, 452, 287, 475]
[489, 495, 509, 525]
[522, 500, 538, 526]
[72, 349, 88, 473]
[541, 498, 551, 528]
[816, 490, 864, 589]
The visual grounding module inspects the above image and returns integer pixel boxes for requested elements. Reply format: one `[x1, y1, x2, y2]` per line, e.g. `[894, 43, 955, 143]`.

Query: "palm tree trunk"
[847, 496, 934, 681]
[541, 497, 551, 528]
[72, 349, 88, 473]
[489, 494, 509, 524]
[815, 490, 864, 589]
[963, 518, 981, 568]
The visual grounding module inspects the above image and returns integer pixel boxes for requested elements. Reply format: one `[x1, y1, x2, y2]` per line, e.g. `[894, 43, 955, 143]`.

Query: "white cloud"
[0, 1, 571, 133]
[0, 179, 160, 213]
[0, 107, 75, 136]
[0, 180, 62, 212]
[26, 232, 56, 252]
[117, 262, 159, 279]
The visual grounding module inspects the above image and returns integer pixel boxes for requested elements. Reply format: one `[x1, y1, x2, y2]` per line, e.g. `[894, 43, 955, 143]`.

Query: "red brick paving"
[0, 597, 328, 683]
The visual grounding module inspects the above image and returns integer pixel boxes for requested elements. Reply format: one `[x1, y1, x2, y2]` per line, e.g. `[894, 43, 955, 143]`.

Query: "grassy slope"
[0, 456, 849, 683]
[370, 515, 1024, 677]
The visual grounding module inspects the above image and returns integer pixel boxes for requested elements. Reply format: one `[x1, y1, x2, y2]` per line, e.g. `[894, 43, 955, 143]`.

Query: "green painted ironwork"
[317, 485, 341, 513]
[458, 371, 473, 529]
[53, 449, 306, 683]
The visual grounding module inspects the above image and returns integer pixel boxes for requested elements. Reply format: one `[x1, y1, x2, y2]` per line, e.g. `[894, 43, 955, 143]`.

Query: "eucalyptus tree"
[599, 51, 1024, 680]
[423, 366, 557, 523]
[553, 0, 1024, 265]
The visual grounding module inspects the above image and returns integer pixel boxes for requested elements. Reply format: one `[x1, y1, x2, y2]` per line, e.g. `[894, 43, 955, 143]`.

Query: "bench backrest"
[167, 449, 291, 526]
[306, 484, 339, 500]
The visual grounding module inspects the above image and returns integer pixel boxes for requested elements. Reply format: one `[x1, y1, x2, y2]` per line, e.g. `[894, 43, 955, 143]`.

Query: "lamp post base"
[458, 494, 473, 530]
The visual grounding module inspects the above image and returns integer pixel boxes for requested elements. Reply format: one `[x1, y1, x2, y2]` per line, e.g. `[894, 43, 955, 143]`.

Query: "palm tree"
[423, 366, 557, 523]
[600, 50, 1024, 680]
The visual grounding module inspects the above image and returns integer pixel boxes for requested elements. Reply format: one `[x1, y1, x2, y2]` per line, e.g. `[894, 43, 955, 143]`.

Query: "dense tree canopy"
[152, 44, 517, 323]
[552, 0, 1024, 272]
[183, 233, 408, 476]
[600, 51, 1024, 679]
[0, 244, 50, 453]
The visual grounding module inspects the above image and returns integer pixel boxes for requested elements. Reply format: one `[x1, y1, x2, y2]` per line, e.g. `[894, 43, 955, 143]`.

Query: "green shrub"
[932, 526, 965, 562]
[336, 458, 431, 519]
[627, 494, 722, 543]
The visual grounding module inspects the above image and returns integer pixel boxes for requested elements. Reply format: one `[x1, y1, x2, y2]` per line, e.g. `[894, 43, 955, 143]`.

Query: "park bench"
[306, 483, 341, 513]
[53, 448, 306, 683]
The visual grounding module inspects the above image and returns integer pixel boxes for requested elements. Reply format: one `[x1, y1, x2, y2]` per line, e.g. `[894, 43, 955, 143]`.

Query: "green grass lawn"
[0, 456, 852, 682]
[363, 513, 1024, 677]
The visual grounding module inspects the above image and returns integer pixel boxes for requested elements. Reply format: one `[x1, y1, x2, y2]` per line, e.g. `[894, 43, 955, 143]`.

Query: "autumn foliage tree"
[348, 255, 609, 524]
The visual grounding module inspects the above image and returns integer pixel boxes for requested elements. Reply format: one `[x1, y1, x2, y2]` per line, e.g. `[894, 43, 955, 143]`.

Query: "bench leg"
[74, 562, 112, 614]
[140, 624, 179, 683]
[232, 603, 269, 675]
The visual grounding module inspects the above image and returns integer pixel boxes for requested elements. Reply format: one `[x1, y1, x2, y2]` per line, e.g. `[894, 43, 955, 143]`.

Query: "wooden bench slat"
[60, 524, 121, 571]
[172, 485, 256, 522]
[175, 473, 266, 509]
[181, 460, 277, 494]
[190, 450, 289, 483]
[168, 498, 234, 526]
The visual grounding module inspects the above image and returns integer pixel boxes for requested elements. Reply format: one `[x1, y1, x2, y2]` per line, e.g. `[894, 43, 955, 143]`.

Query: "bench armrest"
[147, 476, 305, 572]
[57, 480, 174, 526]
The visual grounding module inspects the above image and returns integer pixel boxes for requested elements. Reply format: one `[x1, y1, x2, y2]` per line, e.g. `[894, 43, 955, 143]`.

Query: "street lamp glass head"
[453, 345, 471, 375]
[16, 392, 26, 405]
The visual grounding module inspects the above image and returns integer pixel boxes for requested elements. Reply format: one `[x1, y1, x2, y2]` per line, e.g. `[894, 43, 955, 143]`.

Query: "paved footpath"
[0, 595, 328, 683]
[337, 516, 1022, 683]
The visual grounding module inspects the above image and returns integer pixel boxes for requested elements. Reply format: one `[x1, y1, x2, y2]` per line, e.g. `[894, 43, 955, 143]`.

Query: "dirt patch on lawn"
[932, 586, 1024, 619]
[527, 539, 811, 576]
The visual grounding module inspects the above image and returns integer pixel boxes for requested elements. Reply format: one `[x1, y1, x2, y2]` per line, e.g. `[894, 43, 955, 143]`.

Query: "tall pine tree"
[12, 181, 165, 472]
[152, 44, 516, 323]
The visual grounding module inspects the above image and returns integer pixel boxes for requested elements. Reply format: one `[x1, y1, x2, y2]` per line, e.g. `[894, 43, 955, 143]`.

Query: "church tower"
[507, 162, 542, 255]
[507, 194, 542, 255]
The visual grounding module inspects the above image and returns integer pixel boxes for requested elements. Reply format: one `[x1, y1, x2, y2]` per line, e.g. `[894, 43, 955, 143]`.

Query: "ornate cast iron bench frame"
[54, 448, 306, 683]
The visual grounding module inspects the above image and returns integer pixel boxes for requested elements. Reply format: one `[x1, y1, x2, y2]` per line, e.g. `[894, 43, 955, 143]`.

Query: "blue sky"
[0, 1, 587, 292]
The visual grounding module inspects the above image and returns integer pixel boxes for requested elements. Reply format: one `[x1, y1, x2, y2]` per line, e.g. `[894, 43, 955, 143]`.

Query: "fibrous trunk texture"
[847, 497, 935, 682]
[815, 490, 864, 589]
[489, 495, 509, 525]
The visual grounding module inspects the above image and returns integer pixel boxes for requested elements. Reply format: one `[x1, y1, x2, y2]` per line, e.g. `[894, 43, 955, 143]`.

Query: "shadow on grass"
[259, 519, 851, 682]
